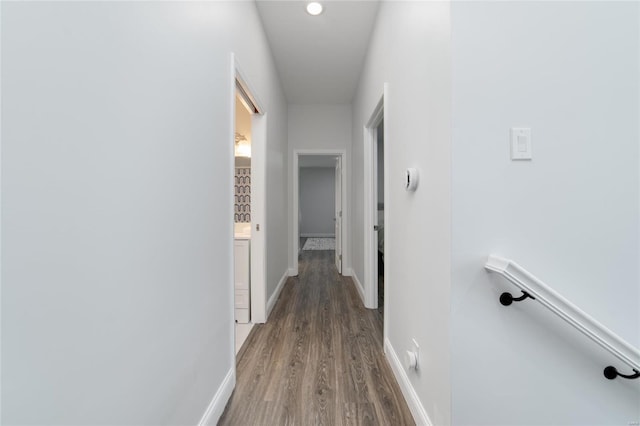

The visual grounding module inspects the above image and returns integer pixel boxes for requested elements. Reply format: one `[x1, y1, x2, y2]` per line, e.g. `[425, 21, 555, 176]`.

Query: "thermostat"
[405, 168, 419, 191]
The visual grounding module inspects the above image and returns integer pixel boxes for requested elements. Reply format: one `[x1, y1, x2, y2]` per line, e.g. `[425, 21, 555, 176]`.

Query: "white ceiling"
[255, 0, 380, 104]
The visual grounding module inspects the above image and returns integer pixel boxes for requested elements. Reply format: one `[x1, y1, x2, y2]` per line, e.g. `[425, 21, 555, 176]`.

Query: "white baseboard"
[342, 267, 353, 277]
[266, 270, 289, 318]
[384, 339, 432, 426]
[198, 367, 236, 426]
[300, 233, 335, 238]
[288, 268, 297, 277]
[351, 271, 365, 306]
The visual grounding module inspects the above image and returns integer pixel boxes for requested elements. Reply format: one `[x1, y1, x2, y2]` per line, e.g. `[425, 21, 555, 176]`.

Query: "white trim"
[485, 255, 640, 371]
[384, 339, 432, 426]
[228, 53, 238, 374]
[266, 270, 289, 318]
[198, 367, 236, 426]
[0, 4, 3, 420]
[300, 233, 335, 238]
[292, 152, 299, 276]
[382, 84, 390, 345]
[334, 155, 343, 273]
[292, 149, 348, 276]
[288, 268, 297, 277]
[351, 271, 365, 306]
[342, 266, 353, 277]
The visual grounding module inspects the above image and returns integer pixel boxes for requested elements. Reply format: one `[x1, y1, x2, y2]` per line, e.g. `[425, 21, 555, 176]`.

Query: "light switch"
[517, 135, 527, 152]
[511, 128, 532, 160]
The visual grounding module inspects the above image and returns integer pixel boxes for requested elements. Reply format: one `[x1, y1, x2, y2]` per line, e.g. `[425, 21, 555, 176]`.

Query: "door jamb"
[363, 88, 387, 317]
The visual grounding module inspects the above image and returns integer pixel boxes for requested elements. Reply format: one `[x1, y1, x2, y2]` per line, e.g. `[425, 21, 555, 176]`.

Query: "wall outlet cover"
[510, 127, 532, 160]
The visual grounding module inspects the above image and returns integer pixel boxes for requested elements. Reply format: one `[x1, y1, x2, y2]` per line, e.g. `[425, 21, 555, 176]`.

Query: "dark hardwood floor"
[218, 250, 414, 426]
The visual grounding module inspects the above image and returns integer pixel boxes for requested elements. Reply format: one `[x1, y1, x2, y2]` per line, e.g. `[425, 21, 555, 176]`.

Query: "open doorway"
[232, 64, 267, 357]
[375, 120, 384, 316]
[363, 92, 386, 324]
[233, 88, 253, 354]
[298, 155, 339, 265]
[292, 150, 347, 277]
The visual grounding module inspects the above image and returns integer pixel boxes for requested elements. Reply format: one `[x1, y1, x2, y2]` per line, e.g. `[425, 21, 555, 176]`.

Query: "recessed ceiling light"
[306, 2, 323, 16]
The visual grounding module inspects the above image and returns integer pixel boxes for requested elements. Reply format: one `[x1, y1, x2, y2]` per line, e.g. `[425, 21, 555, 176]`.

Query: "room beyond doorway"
[291, 150, 347, 277]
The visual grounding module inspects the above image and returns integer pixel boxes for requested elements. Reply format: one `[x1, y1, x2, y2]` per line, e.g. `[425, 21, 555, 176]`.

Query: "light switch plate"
[510, 127, 532, 160]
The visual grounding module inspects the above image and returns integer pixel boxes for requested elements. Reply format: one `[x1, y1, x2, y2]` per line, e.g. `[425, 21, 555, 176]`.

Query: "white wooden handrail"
[485, 255, 640, 379]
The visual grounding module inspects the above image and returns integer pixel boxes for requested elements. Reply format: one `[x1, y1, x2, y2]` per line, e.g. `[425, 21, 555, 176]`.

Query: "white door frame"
[363, 88, 387, 318]
[231, 55, 268, 327]
[292, 149, 348, 276]
[334, 156, 343, 273]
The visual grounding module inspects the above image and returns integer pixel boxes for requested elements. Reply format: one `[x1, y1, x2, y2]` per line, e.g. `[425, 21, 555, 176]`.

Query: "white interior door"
[250, 113, 266, 323]
[364, 93, 384, 310]
[334, 156, 342, 273]
[372, 129, 379, 297]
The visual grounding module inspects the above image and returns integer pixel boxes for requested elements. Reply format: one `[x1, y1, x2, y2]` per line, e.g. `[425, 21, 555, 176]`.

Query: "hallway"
[3, 2, 639, 425]
[219, 250, 413, 425]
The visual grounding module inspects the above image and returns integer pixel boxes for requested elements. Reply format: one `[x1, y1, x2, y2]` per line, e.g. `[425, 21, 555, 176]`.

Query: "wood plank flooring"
[218, 250, 414, 426]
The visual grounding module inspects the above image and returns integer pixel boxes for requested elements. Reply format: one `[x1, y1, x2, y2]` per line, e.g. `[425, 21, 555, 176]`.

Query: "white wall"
[299, 167, 335, 237]
[450, 1, 640, 425]
[1, 2, 287, 424]
[288, 105, 352, 271]
[351, 2, 452, 425]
